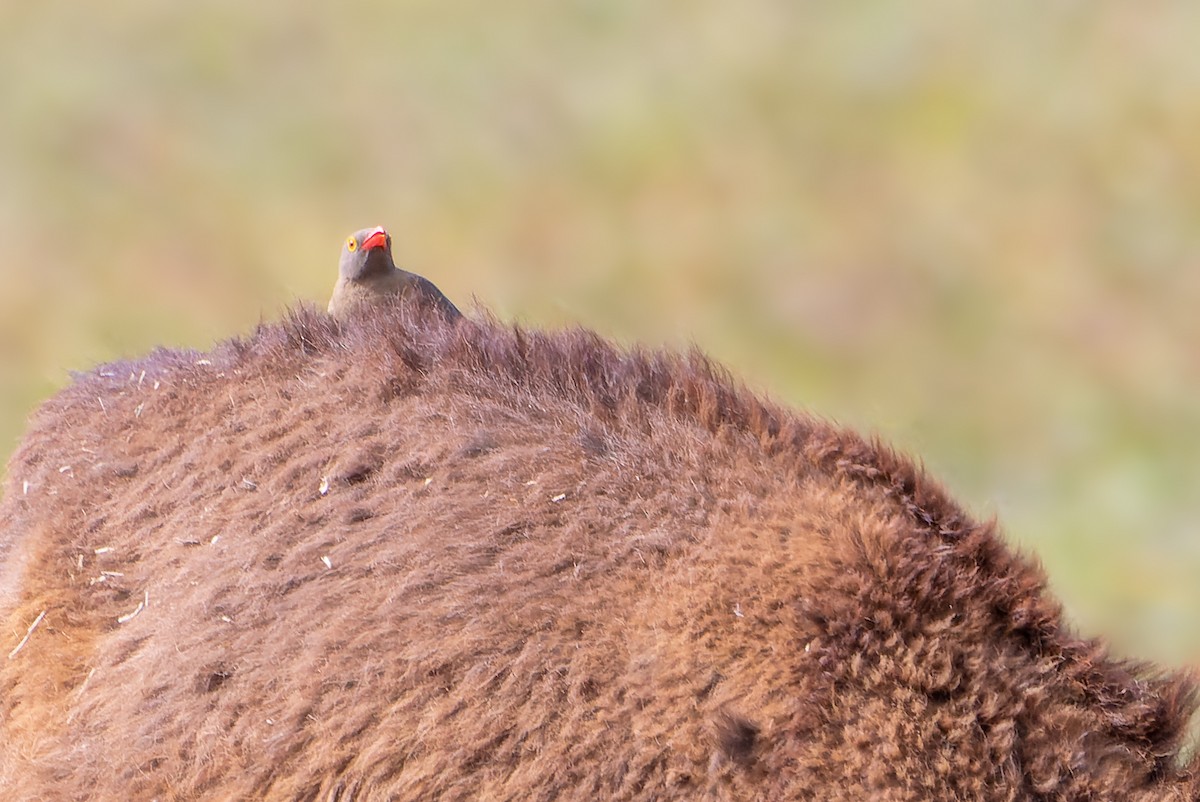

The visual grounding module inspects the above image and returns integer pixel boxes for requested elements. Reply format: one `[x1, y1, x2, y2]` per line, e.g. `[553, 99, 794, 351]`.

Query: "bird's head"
[339, 226, 394, 281]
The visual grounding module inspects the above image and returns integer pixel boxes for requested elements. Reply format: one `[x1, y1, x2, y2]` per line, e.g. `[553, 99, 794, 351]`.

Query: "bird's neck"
[356, 251, 395, 279]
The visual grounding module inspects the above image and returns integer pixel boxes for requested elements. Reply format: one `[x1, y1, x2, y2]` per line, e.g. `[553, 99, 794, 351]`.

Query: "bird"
[328, 226, 462, 322]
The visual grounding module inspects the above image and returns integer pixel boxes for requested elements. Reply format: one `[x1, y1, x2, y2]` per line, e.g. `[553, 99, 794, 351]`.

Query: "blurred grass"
[1, 1, 1198, 686]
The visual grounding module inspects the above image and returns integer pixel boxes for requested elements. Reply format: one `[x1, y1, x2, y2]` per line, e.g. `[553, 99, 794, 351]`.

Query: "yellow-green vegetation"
[1, 1, 1197, 685]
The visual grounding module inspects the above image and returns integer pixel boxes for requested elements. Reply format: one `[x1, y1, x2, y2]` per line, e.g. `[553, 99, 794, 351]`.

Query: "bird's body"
[328, 265, 461, 321]
[328, 226, 461, 322]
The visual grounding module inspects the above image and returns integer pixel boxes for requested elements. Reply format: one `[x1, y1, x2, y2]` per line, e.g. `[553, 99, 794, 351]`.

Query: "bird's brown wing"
[407, 272, 462, 321]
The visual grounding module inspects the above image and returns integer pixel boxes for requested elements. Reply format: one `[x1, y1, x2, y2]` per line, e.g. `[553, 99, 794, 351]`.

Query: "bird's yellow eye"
[346, 236, 358, 252]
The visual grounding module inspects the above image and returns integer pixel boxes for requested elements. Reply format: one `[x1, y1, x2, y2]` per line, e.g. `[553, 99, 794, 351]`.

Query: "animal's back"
[0, 299, 1195, 801]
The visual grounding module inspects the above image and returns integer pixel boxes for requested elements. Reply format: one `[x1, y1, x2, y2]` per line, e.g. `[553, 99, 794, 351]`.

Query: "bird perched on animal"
[328, 226, 462, 322]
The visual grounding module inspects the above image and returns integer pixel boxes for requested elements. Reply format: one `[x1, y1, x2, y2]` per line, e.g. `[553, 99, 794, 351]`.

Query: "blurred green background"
[1, 2, 1197, 684]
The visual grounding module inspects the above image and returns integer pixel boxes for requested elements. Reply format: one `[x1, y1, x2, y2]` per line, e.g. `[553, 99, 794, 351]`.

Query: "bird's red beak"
[361, 227, 388, 251]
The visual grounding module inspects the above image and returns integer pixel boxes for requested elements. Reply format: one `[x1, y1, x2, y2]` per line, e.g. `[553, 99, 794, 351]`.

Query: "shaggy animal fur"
[0, 299, 1196, 801]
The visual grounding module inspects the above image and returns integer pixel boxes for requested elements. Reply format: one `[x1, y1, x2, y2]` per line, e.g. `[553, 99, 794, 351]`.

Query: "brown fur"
[0, 297, 1196, 801]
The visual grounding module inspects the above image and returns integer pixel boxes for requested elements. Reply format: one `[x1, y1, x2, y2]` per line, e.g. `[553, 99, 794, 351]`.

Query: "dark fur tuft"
[713, 711, 761, 767]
